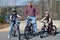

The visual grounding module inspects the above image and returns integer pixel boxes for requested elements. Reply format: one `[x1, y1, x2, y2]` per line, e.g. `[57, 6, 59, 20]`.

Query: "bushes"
[0, 15, 6, 23]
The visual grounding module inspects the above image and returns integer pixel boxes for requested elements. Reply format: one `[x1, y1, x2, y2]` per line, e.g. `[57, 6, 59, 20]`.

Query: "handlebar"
[26, 17, 32, 21]
[40, 21, 47, 23]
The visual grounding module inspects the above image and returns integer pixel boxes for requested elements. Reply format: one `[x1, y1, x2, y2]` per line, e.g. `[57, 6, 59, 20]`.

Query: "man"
[25, 1, 39, 35]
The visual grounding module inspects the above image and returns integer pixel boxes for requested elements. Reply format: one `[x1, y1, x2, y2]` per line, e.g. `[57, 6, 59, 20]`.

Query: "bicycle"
[40, 21, 57, 38]
[24, 18, 34, 40]
[10, 18, 21, 40]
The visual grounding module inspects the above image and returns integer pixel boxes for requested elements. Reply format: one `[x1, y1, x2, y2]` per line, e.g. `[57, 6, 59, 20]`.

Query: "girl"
[41, 10, 53, 34]
[8, 9, 22, 38]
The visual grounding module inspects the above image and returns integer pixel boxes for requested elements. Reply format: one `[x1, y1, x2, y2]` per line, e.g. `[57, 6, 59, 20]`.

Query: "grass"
[0, 22, 9, 29]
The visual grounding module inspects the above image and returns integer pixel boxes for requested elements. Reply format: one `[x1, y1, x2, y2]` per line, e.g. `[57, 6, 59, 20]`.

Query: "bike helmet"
[11, 9, 16, 12]
[44, 9, 49, 14]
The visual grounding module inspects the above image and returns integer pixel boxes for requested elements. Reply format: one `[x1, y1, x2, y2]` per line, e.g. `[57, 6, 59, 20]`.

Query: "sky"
[0, 0, 40, 7]
[16, 0, 40, 6]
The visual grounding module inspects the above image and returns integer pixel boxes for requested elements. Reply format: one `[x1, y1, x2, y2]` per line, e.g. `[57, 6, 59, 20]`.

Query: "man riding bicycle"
[25, 1, 39, 35]
[8, 9, 22, 38]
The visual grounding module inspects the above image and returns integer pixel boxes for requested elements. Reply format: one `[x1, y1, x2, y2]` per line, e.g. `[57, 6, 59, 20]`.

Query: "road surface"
[0, 20, 60, 40]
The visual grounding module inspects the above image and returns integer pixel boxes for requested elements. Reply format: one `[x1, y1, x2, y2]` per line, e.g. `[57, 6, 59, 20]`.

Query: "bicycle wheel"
[24, 27, 29, 40]
[11, 26, 15, 37]
[51, 25, 57, 35]
[16, 26, 21, 40]
[40, 28, 45, 38]
[29, 25, 33, 36]
[13, 30, 16, 37]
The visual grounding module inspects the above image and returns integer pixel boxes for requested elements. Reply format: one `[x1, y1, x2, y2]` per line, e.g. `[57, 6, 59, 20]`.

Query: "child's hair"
[47, 13, 50, 18]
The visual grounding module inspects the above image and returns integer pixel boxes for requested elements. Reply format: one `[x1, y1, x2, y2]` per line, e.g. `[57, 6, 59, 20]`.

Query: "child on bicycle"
[8, 9, 22, 38]
[41, 10, 53, 34]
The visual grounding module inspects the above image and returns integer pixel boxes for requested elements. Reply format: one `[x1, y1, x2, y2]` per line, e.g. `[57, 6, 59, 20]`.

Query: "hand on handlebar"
[20, 17, 22, 19]
[36, 15, 39, 20]
[40, 20, 43, 22]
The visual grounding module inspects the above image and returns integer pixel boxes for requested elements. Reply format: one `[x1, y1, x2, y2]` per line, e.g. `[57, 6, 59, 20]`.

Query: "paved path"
[0, 20, 60, 40]
[0, 20, 60, 32]
[0, 29, 60, 40]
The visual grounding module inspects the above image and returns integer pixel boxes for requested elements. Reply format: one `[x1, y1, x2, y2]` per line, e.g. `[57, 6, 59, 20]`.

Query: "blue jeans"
[8, 20, 20, 36]
[26, 16, 37, 34]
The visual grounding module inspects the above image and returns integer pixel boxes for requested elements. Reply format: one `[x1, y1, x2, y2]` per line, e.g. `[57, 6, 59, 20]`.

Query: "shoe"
[8, 35, 11, 38]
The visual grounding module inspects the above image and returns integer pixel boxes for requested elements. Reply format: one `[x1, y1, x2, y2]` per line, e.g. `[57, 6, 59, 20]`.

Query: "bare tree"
[12, 0, 16, 9]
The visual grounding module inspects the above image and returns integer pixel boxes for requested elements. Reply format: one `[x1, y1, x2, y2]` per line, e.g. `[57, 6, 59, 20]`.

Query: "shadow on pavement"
[37, 31, 60, 39]
[9, 31, 60, 40]
[54, 31, 60, 36]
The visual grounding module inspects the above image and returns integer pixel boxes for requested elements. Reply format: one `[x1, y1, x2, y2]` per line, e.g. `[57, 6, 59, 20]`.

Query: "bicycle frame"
[41, 21, 48, 29]
[26, 17, 32, 26]
[24, 17, 34, 40]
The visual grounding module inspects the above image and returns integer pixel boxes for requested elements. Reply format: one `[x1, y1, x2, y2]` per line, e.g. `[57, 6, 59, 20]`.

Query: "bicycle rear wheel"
[51, 25, 57, 35]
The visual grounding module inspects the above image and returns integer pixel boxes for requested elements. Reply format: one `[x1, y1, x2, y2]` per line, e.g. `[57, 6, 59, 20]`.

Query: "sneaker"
[8, 35, 11, 38]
